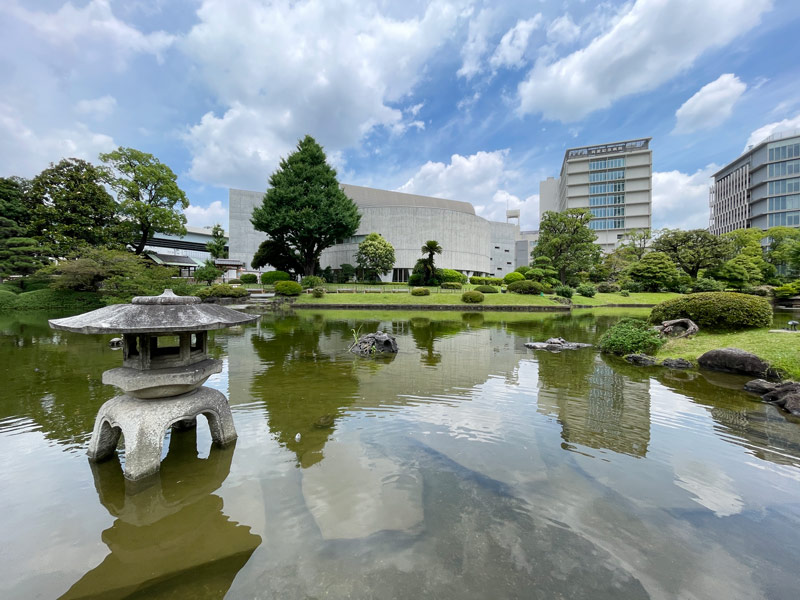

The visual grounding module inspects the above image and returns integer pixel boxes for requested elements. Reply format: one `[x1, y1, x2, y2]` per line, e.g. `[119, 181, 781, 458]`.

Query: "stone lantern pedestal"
[50, 290, 258, 480]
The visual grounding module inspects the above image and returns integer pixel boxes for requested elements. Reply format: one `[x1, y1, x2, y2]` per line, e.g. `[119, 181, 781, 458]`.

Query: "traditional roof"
[49, 290, 258, 334]
[214, 258, 244, 266]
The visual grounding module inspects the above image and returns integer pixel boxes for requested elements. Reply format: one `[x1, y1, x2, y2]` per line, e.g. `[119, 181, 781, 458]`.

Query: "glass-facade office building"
[710, 132, 800, 234]
[539, 138, 653, 252]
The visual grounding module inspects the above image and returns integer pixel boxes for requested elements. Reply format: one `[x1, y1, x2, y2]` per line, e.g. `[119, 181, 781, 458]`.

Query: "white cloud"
[182, 0, 465, 189]
[674, 74, 746, 134]
[3, 0, 173, 67]
[546, 13, 579, 46]
[397, 149, 538, 228]
[457, 7, 495, 80]
[744, 113, 800, 151]
[75, 95, 117, 120]
[185, 200, 228, 229]
[518, 0, 772, 122]
[0, 103, 116, 178]
[489, 15, 542, 71]
[652, 164, 718, 230]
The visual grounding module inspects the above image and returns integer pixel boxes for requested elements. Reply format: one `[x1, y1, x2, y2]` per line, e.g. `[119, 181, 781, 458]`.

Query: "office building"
[539, 138, 653, 252]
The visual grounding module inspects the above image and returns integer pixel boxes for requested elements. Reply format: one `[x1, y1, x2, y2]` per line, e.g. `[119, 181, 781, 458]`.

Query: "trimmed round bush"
[599, 318, 664, 356]
[649, 292, 772, 331]
[261, 271, 290, 285]
[312, 286, 325, 298]
[439, 269, 468, 284]
[411, 287, 430, 296]
[274, 280, 303, 296]
[469, 276, 503, 286]
[239, 274, 258, 284]
[503, 271, 525, 284]
[691, 277, 725, 292]
[227, 278, 242, 285]
[441, 281, 462, 289]
[596, 281, 620, 293]
[196, 284, 248, 299]
[474, 285, 498, 294]
[0, 290, 17, 310]
[524, 268, 544, 281]
[576, 283, 596, 298]
[507, 280, 543, 295]
[461, 290, 484, 303]
[620, 290, 630, 297]
[554, 285, 574, 299]
[301, 275, 324, 289]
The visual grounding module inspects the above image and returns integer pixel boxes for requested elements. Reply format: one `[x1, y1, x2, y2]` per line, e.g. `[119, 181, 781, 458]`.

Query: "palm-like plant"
[419, 240, 443, 285]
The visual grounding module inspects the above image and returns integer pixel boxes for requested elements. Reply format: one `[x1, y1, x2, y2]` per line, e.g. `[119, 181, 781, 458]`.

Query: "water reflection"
[60, 429, 260, 599]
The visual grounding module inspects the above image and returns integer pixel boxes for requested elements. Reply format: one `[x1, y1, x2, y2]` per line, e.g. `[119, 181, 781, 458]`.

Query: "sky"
[2, 0, 799, 233]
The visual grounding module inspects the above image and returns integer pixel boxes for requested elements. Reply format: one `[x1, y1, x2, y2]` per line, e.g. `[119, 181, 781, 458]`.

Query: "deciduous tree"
[532, 209, 600, 284]
[626, 251, 679, 292]
[650, 228, 731, 279]
[356, 233, 395, 281]
[251, 135, 360, 276]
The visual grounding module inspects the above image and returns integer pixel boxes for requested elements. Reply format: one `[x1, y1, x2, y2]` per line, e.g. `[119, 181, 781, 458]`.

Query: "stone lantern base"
[87, 387, 237, 480]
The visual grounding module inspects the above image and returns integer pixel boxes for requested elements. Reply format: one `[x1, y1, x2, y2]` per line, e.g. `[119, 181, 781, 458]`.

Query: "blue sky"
[2, 0, 799, 232]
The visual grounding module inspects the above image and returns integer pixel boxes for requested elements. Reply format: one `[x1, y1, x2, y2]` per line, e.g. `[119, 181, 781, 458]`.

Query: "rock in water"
[624, 354, 657, 366]
[743, 379, 779, 395]
[697, 348, 780, 380]
[661, 358, 693, 369]
[349, 331, 398, 356]
[524, 337, 592, 352]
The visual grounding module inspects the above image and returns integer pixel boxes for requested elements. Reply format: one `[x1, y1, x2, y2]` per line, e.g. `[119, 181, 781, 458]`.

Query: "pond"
[1, 309, 799, 599]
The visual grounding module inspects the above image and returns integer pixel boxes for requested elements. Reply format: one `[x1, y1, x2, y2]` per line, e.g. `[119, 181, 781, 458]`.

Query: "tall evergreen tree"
[0, 178, 49, 277]
[206, 223, 228, 259]
[650, 228, 731, 279]
[251, 135, 360, 276]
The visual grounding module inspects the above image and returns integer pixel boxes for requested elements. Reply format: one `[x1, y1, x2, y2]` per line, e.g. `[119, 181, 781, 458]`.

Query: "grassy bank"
[657, 329, 800, 380]
[0, 289, 104, 311]
[571, 292, 682, 306]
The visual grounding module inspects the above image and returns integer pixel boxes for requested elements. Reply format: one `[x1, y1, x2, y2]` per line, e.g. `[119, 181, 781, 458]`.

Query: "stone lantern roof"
[49, 290, 258, 334]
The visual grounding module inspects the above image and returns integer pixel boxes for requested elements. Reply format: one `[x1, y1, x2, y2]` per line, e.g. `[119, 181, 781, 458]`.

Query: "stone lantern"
[49, 290, 259, 480]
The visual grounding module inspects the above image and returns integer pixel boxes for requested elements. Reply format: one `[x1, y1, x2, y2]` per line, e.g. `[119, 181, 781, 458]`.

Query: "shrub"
[194, 261, 223, 285]
[240, 273, 258, 284]
[261, 271, 290, 285]
[441, 281, 462, 289]
[507, 280, 543, 295]
[773, 283, 799, 300]
[469, 276, 503, 286]
[620, 290, 630, 297]
[691, 277, 725, 292]
[312, 286, 325, 298]
[596, 281, 620, 293]
[649, 292, 772, 331]
[599, 318, 664, 356]
[195, 284, 249, 299]
[739, 285, 773, 297]
[461, 291, 484, 303]
[440, 269, 468, 284]
[411, 287, 430, 296]
[576, 283, 597, 298]
[622, 280, 644, 293]
[0, 290, 17, 310]
[11, 289, 104, 310]
[227, 278, 242, 285]
[408, 273, 424, 286]
[503, 271, 525, 284]
[474, 285, 499, 294]
[524, 268, 544, 281]
[554, 285, 574, 299]
[514, 266, 531, 275]
[301, 275, 324, 289]
[274, 280, 303, 296]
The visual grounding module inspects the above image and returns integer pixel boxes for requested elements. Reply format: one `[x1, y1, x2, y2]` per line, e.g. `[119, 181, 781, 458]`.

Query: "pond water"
[1, 309, 800, 599]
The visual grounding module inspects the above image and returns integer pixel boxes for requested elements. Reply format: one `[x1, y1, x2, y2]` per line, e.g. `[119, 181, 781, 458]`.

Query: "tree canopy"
[251, 135, 361, 276]
[626, 251, 679, 291]
[206, 223, 228, 259]
[100, 147, 188, 255]
[356, 233, 395, 281]
[650, 228, 731, 279]
[27, 158, 120, 257]
[532, 209, 600, 284]
[0, 178, 50, 278]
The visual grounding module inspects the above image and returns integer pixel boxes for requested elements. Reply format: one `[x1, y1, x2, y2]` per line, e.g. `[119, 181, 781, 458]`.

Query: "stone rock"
[743, 379, 779, 395]
[697, 348, 779, 380]
[349, 331, 398, 356]
[661, 358, 693, 369]
[783, 394, 800, 416]
[624, 354, 657, 366]
[761, 382, 800, 405]
[524, 337, 592, 352]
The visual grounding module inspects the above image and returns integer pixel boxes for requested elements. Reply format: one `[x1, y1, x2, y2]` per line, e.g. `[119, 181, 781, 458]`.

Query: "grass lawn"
[658, 329, 800, 379]
[571, 292, 682, 306]
[294, 291, 562, 306]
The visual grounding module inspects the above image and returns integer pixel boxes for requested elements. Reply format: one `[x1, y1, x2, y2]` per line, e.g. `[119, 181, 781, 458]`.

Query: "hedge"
[469, 276, 503, 286]
[261, 271, 290, 285]
[599, 318, 664, 356]
[507, 280, 542, 295]
[649, 292, 772, 331]
[441, 282, 462, 289]
[239, 274, 258, 284]
[6, 289, 105, 310]
[411, 287, 430, 296]
[473, 285, 498, 294]
[196, 284, 249, 299]
[275, 281, 303, 296]
[461, 291, 484, 303]
[439, 269, 468, 284]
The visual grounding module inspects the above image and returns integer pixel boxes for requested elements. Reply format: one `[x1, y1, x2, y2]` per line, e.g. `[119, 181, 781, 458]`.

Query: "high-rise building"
[709, 130, 800, 235]
[539, 138, 653, 252]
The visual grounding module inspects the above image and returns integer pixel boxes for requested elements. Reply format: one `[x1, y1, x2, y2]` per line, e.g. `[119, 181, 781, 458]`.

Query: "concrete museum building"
[228, 184, 535, 282]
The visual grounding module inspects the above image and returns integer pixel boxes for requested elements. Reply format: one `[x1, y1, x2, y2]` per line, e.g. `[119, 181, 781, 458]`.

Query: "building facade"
[709, 131, 800, 234]
[228, 184, 529, 281]
[539, 138, 653, 252]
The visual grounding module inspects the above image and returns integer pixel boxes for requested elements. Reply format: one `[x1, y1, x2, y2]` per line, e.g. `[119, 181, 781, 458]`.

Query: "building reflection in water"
[59, 428, 261, 599]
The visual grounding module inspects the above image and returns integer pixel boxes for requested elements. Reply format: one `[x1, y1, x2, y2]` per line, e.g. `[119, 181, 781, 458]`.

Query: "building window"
[504, 249, 509, 252]
[494, 246, 500, 249]
[769, 142, 800, 161]
[392, 268, 409, 283]
[769, 194, 800, 211]
[506, 262, 511, 265]
[769, 211, 800, 227]
[769, 178, 800, 195]
[769, 160, 800, 177]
